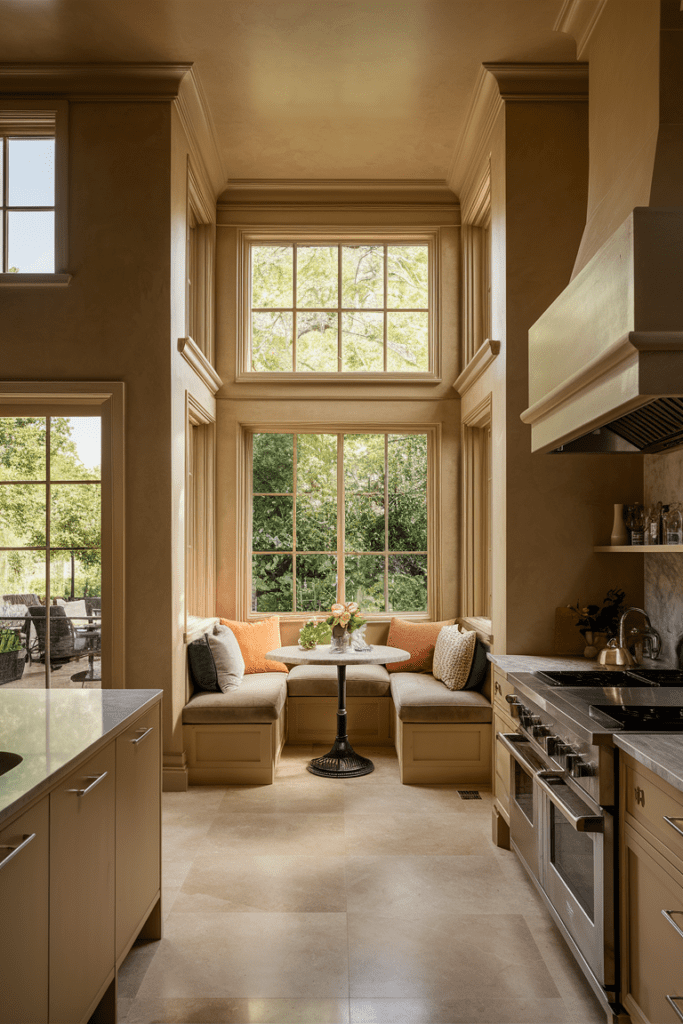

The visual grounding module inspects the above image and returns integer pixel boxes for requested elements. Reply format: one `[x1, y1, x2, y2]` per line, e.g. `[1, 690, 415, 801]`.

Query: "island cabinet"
[620, 753, 683, 1024]
[0, 796, 49, 1023]
[492, 667, 516, 848]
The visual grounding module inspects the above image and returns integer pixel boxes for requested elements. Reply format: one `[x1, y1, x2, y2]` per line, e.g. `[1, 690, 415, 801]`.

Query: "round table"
[267, 643, 410, 778]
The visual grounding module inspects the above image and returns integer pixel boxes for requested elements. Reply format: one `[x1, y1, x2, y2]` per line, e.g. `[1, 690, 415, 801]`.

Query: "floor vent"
[458, 790, 482, 800]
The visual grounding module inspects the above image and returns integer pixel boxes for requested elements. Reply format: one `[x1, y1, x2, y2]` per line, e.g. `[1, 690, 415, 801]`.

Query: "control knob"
[532, 724, 550, 739]
[571, 760, 596, 778]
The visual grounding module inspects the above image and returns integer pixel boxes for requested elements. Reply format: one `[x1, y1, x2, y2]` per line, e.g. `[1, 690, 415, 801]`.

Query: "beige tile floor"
[118, 745, 607, 1024]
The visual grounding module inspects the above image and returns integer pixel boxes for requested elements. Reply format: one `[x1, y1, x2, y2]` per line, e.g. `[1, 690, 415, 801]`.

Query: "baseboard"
[162, 766, 189, 791]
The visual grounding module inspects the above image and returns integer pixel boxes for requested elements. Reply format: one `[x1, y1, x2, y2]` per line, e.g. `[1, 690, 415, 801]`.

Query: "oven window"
[550, 805, 595, 920]
[514, 761, 534, 823]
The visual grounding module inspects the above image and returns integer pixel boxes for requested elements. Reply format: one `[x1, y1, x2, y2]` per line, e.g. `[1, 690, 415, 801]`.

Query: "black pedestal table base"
[307, 664, 375, 778]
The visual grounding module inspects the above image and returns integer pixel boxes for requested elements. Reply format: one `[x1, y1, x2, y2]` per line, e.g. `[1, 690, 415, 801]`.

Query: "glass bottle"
[645, 503, 662, 545]
[663, 503, 683, 545]
[626, 503, 645, 546]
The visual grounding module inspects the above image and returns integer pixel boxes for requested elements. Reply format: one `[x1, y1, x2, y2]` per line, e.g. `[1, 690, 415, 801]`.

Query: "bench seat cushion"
[287, 663, 391, 696]
[183, 672, 287, 724]
[390, 672, 492, 723]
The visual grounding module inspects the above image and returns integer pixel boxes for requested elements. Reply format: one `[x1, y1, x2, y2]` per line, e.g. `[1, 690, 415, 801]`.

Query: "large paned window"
[248, 241, 432, 374]
[0, 416, 101, 687]
[0, 121, 55, 274]
[251, 431, 429, 615]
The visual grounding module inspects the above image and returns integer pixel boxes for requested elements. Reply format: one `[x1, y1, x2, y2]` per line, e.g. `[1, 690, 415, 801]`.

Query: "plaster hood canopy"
[523, 1, 683, 456]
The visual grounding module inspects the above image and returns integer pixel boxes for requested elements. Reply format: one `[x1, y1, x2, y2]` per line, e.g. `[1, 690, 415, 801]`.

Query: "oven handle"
[497, 732, 542, 774]
[536, 771, 604, 833]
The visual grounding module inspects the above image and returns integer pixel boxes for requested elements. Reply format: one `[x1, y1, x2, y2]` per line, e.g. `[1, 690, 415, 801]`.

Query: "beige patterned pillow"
[432, 627, 477, 690]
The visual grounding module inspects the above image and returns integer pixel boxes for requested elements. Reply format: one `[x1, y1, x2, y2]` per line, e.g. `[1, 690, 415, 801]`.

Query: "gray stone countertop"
[614, 734, 683, 794]
[488, 654, 673, 673]
[0, 688, 162, 826]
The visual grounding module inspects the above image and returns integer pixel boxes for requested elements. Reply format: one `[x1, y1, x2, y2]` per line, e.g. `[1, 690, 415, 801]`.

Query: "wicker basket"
[0, 649, 26, 684]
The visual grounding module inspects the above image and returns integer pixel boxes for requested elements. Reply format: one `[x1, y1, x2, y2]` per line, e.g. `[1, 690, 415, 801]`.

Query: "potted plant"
[0, 628, 27, 684]
[567, 589, 626, 657]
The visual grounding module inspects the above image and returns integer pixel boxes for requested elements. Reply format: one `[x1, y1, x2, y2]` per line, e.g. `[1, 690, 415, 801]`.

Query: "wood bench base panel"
[184, 708, 287, 786]
[395, 711, 492, 785]
[287, 695, 394, 746]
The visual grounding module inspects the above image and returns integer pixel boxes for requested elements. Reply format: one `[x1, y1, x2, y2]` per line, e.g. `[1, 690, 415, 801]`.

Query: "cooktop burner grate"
[590, 704, 683, 731]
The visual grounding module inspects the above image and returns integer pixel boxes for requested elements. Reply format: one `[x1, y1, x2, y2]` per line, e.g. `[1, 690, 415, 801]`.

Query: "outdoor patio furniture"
[27, 605, 98, 673]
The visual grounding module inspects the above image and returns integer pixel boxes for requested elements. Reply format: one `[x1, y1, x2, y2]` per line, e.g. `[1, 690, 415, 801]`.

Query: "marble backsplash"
[645, 450, 683, 666]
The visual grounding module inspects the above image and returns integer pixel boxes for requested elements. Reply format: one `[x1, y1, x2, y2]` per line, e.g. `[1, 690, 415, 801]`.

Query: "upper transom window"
[0, 122, 56, 274]
[248, 241, 432, 375]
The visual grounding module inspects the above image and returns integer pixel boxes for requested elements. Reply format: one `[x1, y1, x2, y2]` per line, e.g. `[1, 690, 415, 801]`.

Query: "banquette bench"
[182, 619, 491, 786]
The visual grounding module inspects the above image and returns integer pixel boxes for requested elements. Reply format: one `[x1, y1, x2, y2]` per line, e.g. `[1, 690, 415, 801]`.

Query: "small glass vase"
[330, 626, 351, 653]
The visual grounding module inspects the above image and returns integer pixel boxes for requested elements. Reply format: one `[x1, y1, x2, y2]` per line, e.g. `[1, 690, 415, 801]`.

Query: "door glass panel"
[550, 804, 595, 920]
[514, 761, 535, 823]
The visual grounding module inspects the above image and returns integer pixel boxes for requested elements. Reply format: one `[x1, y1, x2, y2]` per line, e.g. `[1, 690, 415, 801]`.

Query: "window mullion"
[384, 434, 389, 614]
[337, 245, 342, 372]
[337, 433, 344, 605]
[2, 138, 8, 273]
[292, 246, 298, 372]
[383, 245, 388, 372]
[292, 434, 297, 613]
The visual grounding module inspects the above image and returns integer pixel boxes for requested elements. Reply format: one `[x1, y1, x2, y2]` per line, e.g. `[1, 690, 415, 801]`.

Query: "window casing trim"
[237, 421, 441, 622]
[236, 229, 442, 383]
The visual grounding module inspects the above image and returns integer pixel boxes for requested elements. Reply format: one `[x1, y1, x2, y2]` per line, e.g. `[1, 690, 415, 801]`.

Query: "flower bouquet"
[325, 602, 366, 652]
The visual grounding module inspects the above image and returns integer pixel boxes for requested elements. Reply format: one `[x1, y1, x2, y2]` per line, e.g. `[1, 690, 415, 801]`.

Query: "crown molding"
[554, 0, 608, 59]
[0, 62, 191, 99]
[223, 178, 451, 192]
[217, 179, 459, 218]
[483, 62, 589, 100]
[447, 65, 503, 205]
[175, 66, 226, 201]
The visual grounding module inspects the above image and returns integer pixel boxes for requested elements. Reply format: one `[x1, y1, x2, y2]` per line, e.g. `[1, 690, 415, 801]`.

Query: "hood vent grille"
[554, 397, 683, 454]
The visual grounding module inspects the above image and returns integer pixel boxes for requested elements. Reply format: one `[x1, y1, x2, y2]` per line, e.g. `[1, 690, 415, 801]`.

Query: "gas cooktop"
[589, 704, 683, 731]
[535, 669, 683, 687]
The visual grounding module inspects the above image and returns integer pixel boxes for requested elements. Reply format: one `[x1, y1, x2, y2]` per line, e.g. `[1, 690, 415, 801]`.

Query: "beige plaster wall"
[1, 99, 175, 689]
[479, 96, 644, 654]
[572, 0, 660, 274]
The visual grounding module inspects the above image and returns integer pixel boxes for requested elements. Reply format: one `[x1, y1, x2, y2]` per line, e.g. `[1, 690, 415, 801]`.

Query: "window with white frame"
[250, 430, 430, 615]
[0, 112, 56, 274]
[245, 239, 434, 375]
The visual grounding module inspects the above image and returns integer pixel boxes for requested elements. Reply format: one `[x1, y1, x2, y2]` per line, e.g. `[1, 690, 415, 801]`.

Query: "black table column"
[307, 663, 375, 778]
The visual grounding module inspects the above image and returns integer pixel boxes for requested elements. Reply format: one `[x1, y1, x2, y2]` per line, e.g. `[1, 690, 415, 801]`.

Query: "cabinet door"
[116, 703, 161, 960]
[50, 742, 115, 1024]
[0, 797, 49, 1023]
[493, 707, 514, 820]
[622, 823, 683, 1024]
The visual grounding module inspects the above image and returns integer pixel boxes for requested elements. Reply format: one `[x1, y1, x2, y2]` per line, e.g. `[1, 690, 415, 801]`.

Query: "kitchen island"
[0, 688, 162, 1024]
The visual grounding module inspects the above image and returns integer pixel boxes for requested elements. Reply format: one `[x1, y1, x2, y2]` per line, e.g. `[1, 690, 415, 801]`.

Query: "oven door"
[498, 733, 544, 883]
[537, 771, 614, 989]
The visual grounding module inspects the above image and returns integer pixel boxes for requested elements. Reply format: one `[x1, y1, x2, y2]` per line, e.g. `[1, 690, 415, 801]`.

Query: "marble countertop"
[0, 688, 162, 826]
[268, 644, 410, 666]
[614, 734, 683, 794]
[488, 654, 671, 673]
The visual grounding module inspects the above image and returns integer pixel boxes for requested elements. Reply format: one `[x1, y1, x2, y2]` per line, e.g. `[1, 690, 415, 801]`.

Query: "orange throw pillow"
[385, 617, 457, 672]
[219, 617, 288, 674]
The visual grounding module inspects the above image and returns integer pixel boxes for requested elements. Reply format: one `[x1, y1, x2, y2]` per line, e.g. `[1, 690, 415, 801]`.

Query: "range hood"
[523, 4, 683, 455]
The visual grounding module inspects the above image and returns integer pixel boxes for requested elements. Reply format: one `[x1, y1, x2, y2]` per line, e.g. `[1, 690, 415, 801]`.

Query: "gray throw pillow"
[207, 624, 244, 693]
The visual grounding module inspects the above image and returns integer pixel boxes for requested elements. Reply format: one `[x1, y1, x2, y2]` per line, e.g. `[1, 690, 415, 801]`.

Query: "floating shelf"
[594, 545, 683, 553]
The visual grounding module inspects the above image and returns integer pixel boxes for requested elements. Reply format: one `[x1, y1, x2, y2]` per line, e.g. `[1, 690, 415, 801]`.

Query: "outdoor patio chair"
[27, 605, 98, 672]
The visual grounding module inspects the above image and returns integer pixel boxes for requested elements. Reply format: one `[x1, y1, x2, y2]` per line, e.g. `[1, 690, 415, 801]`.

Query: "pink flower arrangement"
[325, 601, 365, 633]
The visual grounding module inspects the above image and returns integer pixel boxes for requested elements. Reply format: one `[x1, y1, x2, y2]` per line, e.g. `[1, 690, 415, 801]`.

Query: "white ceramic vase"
[610, 504, 628, 546]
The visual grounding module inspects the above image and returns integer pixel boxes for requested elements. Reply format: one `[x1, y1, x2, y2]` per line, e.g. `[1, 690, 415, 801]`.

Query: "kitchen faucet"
[618, 607, 661, 664]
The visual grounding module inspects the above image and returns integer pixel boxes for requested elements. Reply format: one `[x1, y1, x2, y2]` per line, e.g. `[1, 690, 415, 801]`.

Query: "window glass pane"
[297, 496, 337, 552]
[0, 550, 45, 605]
[296, 554, 337, 612]
[51, 550, 101, 607]
[341, 312, 384, 372]
[7, 211, 54, 272]
[252, 245, 293, 308]
[297, 434, 336, 496]
[253, 434, 293, 494]
[387, 311, 428, 372]
[296, 312, 337, 372]
[0, 483, 46, 547]
[0, 417, 46, 480]
[342, 245, 383, 308]
[296, 246, 337, 308]
[388, 553, 427, 611]
[8, 138, 55, 206]
[51, 417, 101, 479]
[252, 554, 293, 612]
[388, 433, 427, 492]
[387, 245, 428, 308]
[251, 312, 293, 372]
[344, 434, 384, 492]
[0, 551, 45, 688]
[252, 495, 293, 551]
[345, 554, 385, 612]
[51, 484, 101, 552]
[389, 493, 427, 551]
[345, 494, 384, 552]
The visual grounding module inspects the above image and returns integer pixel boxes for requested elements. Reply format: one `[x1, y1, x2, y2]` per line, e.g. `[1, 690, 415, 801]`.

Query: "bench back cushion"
[385, 617, 457, 672]
[220, 617, 288, 673]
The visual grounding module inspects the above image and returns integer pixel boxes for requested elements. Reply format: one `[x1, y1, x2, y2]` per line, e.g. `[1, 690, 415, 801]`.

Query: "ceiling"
[0, 1, 576, 183]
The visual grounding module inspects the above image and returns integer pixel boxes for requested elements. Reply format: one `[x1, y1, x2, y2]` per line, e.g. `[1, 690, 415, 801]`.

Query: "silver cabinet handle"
[664, 816, 683, 839]
[0, 833, 35, 870]
[666, 996, 683, 1022]
[535, 770, 604, 833]
[132, 726, 153, 745]
[67, 771, 108, 797]
[663, 910, 683, 941]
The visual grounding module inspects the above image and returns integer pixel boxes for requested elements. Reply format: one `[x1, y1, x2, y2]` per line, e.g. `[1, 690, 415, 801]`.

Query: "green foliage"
[297, 618, 332, 650]
[0, 628, 21, 653]
[567, 589, 626, 639]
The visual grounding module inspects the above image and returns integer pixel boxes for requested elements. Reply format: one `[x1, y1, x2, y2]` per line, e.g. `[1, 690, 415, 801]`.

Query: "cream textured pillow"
[432, 626, 477, 691]
[206, 623, 245, 693]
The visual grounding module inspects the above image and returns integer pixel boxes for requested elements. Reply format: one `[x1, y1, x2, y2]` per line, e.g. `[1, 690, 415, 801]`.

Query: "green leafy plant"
[567, 588, 626, 639]
[0, 628, 21, 653]
[298, 618, 332, 650]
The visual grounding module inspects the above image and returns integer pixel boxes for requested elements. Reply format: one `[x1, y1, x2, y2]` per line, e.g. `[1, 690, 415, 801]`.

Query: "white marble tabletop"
[267, 644, 410, 667]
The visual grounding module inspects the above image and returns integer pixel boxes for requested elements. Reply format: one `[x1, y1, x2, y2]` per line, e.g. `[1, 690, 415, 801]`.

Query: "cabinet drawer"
[625, 761, 683, 869]
[0, 798, 49, 1024]
[493, 710, 513, 817]
[492, 670, 518, 720]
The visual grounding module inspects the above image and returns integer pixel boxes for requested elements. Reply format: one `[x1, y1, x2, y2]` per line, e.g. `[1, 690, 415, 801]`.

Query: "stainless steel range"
[498, 670, 683, 1024]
